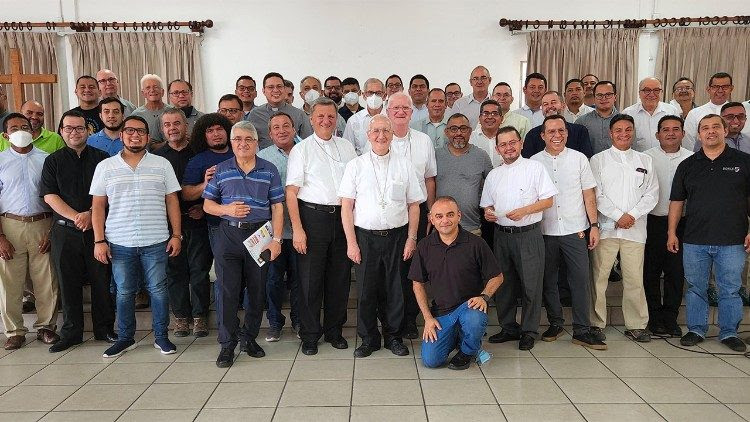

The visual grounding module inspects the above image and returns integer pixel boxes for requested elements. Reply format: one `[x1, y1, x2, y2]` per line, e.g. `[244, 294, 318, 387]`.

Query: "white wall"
[4, 0, 750, 110]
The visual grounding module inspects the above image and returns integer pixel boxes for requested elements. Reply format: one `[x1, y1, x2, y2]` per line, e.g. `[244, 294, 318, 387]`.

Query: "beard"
[104, 123, 122, 131]
[326, 93, 342, 104]
[207, 141, 228, 151]
[124, 144, 147, 153]
[450, 139, 468, 149]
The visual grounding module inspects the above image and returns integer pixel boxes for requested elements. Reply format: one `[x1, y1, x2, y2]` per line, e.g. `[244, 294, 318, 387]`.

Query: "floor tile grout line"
[478, 349, 508, 421]
[270, 336, 301, 420]
[527, 341, 589, 421]
[187, 334, 239, 422]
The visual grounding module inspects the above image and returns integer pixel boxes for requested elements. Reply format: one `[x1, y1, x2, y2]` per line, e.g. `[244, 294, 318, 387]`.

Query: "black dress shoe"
[648, 321, 668, 335]
[541, 325, 565, 342]
[447, 351, 472, 370]
[22, 301, 36, 313]
[94, 332, 118, 343]
[216, 348, 234, 368]
[668, 324, 683, 337]
[572, 332, 607, 350]
[488, 331, 521, 343]
[519, 334, 535, 351]
[386, 339, 409, 356]
[49, 339, 82, 353]
[721, 336, 747, 352]
[403, 321, 419, 339]
[325, 336, 349, 349]
[680, 331, 704, 346]
[246, 340, 266, 358]
[354, 344, 378, 358]
[301, 341, 318, 355]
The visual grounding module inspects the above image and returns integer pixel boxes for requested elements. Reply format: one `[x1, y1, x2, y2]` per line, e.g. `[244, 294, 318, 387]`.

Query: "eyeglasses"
[481, 111, 501, 117]
[236, 85, 256, 92]
[674, 87, 693, 93]
[387, 82, 402, 89]
[710, 84, 732, 91]
[446, 91, 462, 98]
[324, 85, 342, 91]
[497, 139, 521, 148]
[231, 137, 258, 144]
[365, 91, 384, 97]
[447, 125, 471, 133]
[388, 106, 411, 112]
[219, 108, 242, 114]
[723, 113, 747, 121]
[265, 84, 284, 92]
[368, 128, 392, 136]
[169, 90, 191, 97]
[640, 88, 662, 95]
[594, 92, 615, 99]
[97, 77, 117, 85]
[123, 127, 148, 135]
[470, 76, 489, 83]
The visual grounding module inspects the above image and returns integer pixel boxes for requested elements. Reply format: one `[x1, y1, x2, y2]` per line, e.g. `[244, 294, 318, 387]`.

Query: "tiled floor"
[0, 325, 748, 421]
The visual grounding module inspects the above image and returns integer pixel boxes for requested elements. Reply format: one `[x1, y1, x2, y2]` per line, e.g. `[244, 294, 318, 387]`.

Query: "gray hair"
[367, 114, 393, 132]
[230, 120, 258, 140]
[387, 91, 413, 108]
[638, 77, 662, 90]
[310, 96, 337, 114]
[300, 75, 321, 87]
[140, 74, 164, 89]
[364, 78, 384, 92]
[160, 107, 187, 124]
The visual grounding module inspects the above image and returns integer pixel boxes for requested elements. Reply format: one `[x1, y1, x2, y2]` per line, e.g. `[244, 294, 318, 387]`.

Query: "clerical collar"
[370, 149, 391, 161]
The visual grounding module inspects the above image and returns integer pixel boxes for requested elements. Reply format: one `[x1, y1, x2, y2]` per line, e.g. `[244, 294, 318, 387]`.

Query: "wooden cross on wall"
[0, 48, 57, 111]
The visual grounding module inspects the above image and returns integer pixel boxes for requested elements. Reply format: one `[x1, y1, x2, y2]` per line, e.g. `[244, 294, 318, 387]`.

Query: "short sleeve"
[89, 161, 107, 196]
[669, 160, 688, 201]
[407, 243, 429, 283]
[337, 159, 358, 199]
[285, 143, 306, 187]
[201, 168, 221, 201]
[535, 163, 558, 199]
[579, 157, 597, 190]
[39, 154, 59, 197]
[267, 162, 285, 204]
[479, 171, 497, 208]
[424, 139, 437, 178]
[477, 239, 502, 282]
[164, 162, 181, 195]
[405, 160, 427, 204]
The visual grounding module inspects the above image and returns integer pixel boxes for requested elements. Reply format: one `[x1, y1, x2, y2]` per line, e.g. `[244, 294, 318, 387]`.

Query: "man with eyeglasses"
[589, 114, 658, 344]
[217, 94, 245, 125]
[444, 83, 462, 109]
[43, 110, 116, 353]
[670, 77, 697, 119]
[385, 75, 404, 98]
[71, 75, 104, 135]
[0, 100, 64, 154]
[95, 69, 136, 116]
[344, 78, 387, 155]
[339, 77, 363, 122]
[167, 79, 203, 140]
[470, 99, 528, 167]
[340, 114, 424, 358]
[452, 66, 492, 128]
[683, 72, 735, 151]
[0, 113, 59, 350]
[575, 81, 620, 155]
[481, 126, 557, 351]
[514, 73, 547, 129]
[563, 79, 594, 123]
[623, 77, 680, 152]
[235, 75, 257, 118]
[304, 75, 347, 138]
[410, 88, 450, 149]
[203, 120, 284, 367]
[581, 74, 599, 107]
[247, 72, 313, 150]
[715, 102, 750, 154]
[91, 115, 182, 358]
[87, 97, 125, 157]
[132, 74, 173, 145]
[521, 91, 593, 159]
[409, 75, 430, 123]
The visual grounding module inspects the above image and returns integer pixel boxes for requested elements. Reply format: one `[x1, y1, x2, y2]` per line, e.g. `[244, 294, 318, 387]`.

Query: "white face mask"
[366, 94, 383, 110]
[343, 91, 360, 106]
[8, 131, 33, 148]
[304, 89, 320, 106]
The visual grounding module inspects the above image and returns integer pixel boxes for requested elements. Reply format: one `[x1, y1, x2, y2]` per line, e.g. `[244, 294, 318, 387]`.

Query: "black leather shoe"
[246, 340, 266, 358]
[354, 344, 378, 358]
[541, 325, 565, 342]
[326, 336, 349, 350]
[680, 331, 704, 346]
[403, 321, 419, 339]
[519, 334, 535, 351]
[648, 321, 669, 335]
[572, 332, 607, 350]
[301, 341, 318, 355]
[721, 336, 747, 352]
[94, 331, 118, 343]
[447, 351, 472, 370]
[668, 324, 683, 338]
[488, 331, 521, 343]
[49, 339, 82, 353]
[386, 339, 409, 356]
[216, 348, 234, 368]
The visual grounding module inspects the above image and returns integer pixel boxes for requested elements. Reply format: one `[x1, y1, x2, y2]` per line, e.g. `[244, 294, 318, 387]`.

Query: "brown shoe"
[173, 318, 190, 337]
[4, 335, 26, 350]
[193, 317, 209, 338]
[36, 328, 60, 345]
[135, 290, 150, 309]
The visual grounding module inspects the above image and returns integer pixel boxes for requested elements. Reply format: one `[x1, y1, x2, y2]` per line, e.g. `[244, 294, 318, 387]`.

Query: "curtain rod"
[498, 15, 750, 31]
[0, 20, 213, 33]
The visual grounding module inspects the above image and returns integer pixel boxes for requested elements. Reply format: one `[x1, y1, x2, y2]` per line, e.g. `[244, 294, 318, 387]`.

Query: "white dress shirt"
[342, 108, 386, 155]
[589, 147, 659, 243]
[451, 93, 490, 129]
[479, 157, 558, 227]
[286, 133, 357, 205]
[562, 104, 594, 123]
[621, 101, 680, 152]
[644, 146, 693, 216]
[531, 148, 597, 236]
[364, 128, 436, 199]
[514, 104, 544, 128]
[682, 101, 727, 151]
[411, 104, 428, 123]
[0, 147, 51, 215]
[338, 150, 425, 230]
[469, 128, 502, 168]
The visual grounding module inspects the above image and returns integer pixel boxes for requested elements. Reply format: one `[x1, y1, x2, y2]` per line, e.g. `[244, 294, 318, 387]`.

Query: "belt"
[357, 226, 406, 237]
[55, 219, 78, 229]
[497, 222, 540, 234]
[225, 220, 264, 230]
[1, 212, 52, 223]
[299, 200, 340, 214]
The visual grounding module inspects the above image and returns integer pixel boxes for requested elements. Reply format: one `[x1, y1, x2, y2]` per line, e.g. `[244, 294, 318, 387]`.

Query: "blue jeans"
[110, 241, 170, 342]
[683, 243, 746, 340]
[421, 302, 488, 368]
[266, 241, 299, 330]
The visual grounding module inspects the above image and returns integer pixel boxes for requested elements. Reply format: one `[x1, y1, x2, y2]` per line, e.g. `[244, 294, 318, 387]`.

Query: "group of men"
[0, 64, 749, 372]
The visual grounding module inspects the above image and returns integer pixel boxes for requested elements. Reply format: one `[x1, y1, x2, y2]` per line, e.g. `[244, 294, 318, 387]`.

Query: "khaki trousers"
[590, 237, 648, 330]
[0, 217, 57, 336]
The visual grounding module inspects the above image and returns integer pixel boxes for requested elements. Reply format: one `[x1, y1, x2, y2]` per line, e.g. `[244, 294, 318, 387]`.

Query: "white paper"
[242, 221, 274, 267]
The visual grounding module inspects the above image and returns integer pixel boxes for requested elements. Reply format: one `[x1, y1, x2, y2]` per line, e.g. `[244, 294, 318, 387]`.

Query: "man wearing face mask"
[0, 113, 59, 350]
[521, 91, 593, 159]
[339, 77, 363, 122]
[0, 100, 64, 154]
[343, 78, 387, 155]
[247, 72, 313, 149]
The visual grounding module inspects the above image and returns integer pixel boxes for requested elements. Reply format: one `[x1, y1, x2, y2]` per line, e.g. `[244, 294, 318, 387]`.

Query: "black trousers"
[644, 215, 685, 326]
[50, 223, 114, 341]
[296, 202, 351, 343]
[355, 226, 407, 347]
[542, 233, 592, 335]
[166, 225, 213, 318]
[214, 221, 267, 348]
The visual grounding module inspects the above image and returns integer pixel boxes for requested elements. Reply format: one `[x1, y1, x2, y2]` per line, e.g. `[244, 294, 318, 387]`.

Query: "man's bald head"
[20, 100, 45, 133]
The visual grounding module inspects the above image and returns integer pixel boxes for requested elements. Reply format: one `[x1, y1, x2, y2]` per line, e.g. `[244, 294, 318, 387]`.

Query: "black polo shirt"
[339, 104, 363, 122]
[153, 143, 204, 230]
[408, 227, 501, 316]
[40, 145, 109, 222]
[670, 146, 750, 245]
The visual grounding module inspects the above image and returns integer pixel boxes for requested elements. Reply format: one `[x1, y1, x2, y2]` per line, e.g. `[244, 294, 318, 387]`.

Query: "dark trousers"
[542, 233, 592, 335]
[644, 215, 685, 327]
[493, 225, 545, 336]
[296, 202, 351, 343]
[214, 221, 267, 349]
[50, 224, 114, 341]
[356, 226, 407, 347]
[266, 241, 300, 329]
[167, 225, 213, 318]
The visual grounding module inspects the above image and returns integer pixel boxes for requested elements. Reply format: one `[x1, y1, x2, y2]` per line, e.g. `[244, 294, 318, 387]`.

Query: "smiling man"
[410, 88, 450, 149]
[96, 69, 136, 116]
[683, 72, 734, 151]
[71, 75, 103, 135]
[452, 66, 492, 128]
[131, 74, 172, 145]
[576, 81, 620, 155]
[167, 79, 203, 138]
[622, 77, 680, 152]
[563, 78, 593, 123]
[521, 91, 593, 159]
[87, 97, 125, 157]
[0, 100, 63, 153]
[515, 73, 547, 129]
[247, 72, 313, 149]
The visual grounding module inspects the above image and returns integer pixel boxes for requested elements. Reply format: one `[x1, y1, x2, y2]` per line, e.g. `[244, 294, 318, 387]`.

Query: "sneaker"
[680, 331, 704, 346]
[265, 327, 281, 342]
[707, 285, 718, 307]
[103, 340, 136, 358]
[173, 318, 190, 337]
[447, 351, 473, 370]
[154, 338, 177, 355]
[193, 317, 209, 338]
[572, 332, 607, 350]
[589, 327, 606, 342]
[624, 329, 651, 343]
[721, 336, 747, 352]
[541, 325, 565, 342]
[246, 339, 266, 358]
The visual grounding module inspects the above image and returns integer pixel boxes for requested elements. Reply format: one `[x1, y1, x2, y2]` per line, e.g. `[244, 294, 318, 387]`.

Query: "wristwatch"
[273, 237, 283, 244]
[480, 294, 491, 303]
[590, 222, 601, 229]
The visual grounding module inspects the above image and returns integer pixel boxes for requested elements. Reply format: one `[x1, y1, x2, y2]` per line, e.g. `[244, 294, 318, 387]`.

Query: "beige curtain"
[527, 29, 641, 110]
[69, 32, 204, 110]
[0, 32, 61, 130]
[656, 27, 750, 105]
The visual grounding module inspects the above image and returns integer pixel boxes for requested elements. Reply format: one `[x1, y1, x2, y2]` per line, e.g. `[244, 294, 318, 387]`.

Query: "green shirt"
[0, 128, 65, 154]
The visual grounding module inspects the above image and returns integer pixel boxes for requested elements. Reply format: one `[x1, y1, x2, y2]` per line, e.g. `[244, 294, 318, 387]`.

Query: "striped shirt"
[202, 156, 285, 224]
[89, 151, 181, 247]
